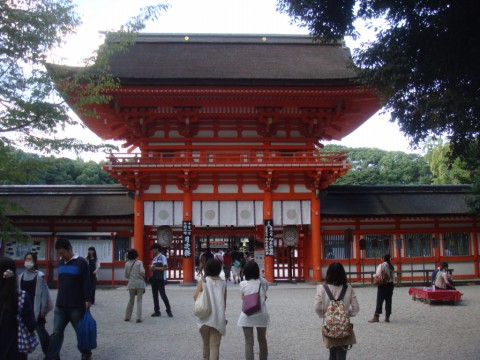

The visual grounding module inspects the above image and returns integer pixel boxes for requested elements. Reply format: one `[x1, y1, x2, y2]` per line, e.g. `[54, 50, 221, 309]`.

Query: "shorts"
[232, 266, 240, 276]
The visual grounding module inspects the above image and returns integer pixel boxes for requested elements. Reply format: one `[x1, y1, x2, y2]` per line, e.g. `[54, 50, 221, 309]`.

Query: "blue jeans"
[151, 278, 171, 314]
[46, 306, 91, 359]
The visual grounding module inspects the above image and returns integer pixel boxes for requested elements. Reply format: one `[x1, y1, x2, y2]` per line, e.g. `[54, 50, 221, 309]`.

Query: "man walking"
[150, 243, 173, 317]
[47, 238, 92, 360]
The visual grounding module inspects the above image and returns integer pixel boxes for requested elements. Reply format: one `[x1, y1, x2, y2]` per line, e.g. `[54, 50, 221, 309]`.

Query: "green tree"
[1, 0, 168, 154]
[278, 0, 480, 157]
[423, 137, 471, 184]
[323, 145, 431, 185]
[0, 0, 167, 241]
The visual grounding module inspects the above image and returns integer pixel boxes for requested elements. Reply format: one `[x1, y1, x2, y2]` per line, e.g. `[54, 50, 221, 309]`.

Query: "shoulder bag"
[242, 283, 262, 316]
[374, 263, 390, 286]
[17, 291, 39, 354]
[194, 278, 211, 318]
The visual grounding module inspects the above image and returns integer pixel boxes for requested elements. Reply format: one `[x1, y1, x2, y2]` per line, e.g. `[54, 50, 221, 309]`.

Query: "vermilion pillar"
[264, 190, 274, 283]
[182, 190, 195, 284]
[311, 191, 322, 282]
[133, 192, 145, 261]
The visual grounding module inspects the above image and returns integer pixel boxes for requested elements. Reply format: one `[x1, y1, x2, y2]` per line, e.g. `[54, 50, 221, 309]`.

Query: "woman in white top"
[368, 253, 394, 323]
[315, 262, 359, 360]
[194, 258, 227, 360]
[237, 261, 270, 360]
[124, 249, 146, 323]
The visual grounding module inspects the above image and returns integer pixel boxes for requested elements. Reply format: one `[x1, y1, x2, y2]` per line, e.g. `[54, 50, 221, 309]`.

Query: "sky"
[56, 0, 418, 161]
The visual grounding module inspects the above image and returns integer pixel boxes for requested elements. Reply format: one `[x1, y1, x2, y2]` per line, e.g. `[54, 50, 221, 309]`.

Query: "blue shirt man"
[150, 243, 173, 317]
[47, 238, 92, 360]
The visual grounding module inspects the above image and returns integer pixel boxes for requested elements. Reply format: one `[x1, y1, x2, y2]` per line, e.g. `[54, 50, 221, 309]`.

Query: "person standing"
[237, 261, 270, 360]
[1, 256, 37, 360]
[86, 247, 100, 305]
[18, 252, 53, 357]
[46, 238, 92, 360]
[315, 262, 359, 360]
[231, 246, 242, 284]
[194, 258, 227, 360]
[124, 249, 146, 323]
[223, 250, 232, 282]
[150, 243, 173, 317]
[368, 253, 394, 323]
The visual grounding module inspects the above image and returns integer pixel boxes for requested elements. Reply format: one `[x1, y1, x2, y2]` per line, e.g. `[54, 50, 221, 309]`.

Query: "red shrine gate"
[49, 34, 380, 283]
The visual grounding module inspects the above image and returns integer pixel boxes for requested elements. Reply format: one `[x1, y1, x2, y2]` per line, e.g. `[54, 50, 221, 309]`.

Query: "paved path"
[29, 283, 480, 360]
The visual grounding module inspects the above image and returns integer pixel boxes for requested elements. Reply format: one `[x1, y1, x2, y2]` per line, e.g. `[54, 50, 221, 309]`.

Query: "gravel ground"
[28, 283, 480, 360]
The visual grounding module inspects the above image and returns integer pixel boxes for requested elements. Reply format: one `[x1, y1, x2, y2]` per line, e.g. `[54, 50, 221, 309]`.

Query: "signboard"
[4, 238, 47, 260]
[182, 221, 192, 258]
[264, 219, 274, 256]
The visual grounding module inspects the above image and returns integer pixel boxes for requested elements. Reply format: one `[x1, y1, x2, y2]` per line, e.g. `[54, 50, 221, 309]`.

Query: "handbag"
[77, 309, 97, 350]
[17, 291, 39, 354]
[242, 283, 262, 316]
[194, 278, 211, 318]
[374, 263, 390, 286]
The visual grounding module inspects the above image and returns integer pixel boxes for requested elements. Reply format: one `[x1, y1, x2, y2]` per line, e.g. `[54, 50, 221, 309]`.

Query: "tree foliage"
[0, 145, 117, 185]
[278, 0, 480, 158]
[323, 145, 432, 185]
[1, 0, 169, 154]
[423, 137, 471, 184]
[0, 0, 168, 241]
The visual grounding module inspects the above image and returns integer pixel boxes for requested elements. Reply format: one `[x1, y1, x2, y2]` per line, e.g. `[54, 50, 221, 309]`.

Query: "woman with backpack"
[368, 253, 395, 323]
[315, 262, 359, 360]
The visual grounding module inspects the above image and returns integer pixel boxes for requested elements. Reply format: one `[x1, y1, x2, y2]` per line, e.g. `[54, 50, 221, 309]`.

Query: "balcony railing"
[105, 150, 349, 170]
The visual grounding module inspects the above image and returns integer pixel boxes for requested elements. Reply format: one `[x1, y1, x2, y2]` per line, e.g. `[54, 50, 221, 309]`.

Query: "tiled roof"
[47, 34, 358, 85]
[0, 185, 133, 217]
[0, 184, 472, 218]
[321, 185, 472, 216]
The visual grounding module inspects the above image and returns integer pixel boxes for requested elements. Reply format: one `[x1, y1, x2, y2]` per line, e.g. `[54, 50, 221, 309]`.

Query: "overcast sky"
[56, 0, 417, 161]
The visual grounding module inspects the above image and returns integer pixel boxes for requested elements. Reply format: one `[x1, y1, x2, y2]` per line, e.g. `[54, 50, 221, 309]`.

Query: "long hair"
[325, 262, 347, 286]
[87, 246, 98, 260]
[0, 256, 18, 313]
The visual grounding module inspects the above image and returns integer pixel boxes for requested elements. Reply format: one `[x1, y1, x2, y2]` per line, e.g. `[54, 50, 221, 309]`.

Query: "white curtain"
[144, 201, 154, 225]
[237, 201, 254, 226]
[219, 201, 236, 226]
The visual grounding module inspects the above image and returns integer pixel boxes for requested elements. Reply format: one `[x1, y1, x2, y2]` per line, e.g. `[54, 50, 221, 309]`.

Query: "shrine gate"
[49, 34, 380, 283]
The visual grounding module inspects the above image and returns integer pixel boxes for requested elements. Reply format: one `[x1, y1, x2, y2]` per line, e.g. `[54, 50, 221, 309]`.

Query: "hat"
[151, 243, 161, 250]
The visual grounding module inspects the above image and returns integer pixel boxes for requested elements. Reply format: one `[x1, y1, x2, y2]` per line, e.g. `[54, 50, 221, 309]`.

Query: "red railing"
[105, 150, 349, 169]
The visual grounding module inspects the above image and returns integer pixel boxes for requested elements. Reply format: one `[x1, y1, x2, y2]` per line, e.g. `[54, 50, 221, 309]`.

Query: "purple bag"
[242, 283, 262, 316]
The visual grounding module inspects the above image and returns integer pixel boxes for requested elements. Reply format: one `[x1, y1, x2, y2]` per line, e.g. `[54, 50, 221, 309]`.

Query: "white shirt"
[152, 253, 168, 280]
[197, 276, 227, 335]
[237, 277, 270, 328]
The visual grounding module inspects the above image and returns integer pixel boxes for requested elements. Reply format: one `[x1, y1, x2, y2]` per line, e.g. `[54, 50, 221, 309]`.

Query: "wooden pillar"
[182, 190, 195, 284]
[264, 190, 274, 283]
[311, 191, 322, 282]
[133, 191, 145, 261]
[473, 222, 479, 278]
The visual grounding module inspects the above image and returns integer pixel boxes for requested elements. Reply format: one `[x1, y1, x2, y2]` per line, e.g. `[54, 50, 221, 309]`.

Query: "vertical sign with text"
[264, 219, 274, 256]
[182, 221, 192, 258]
